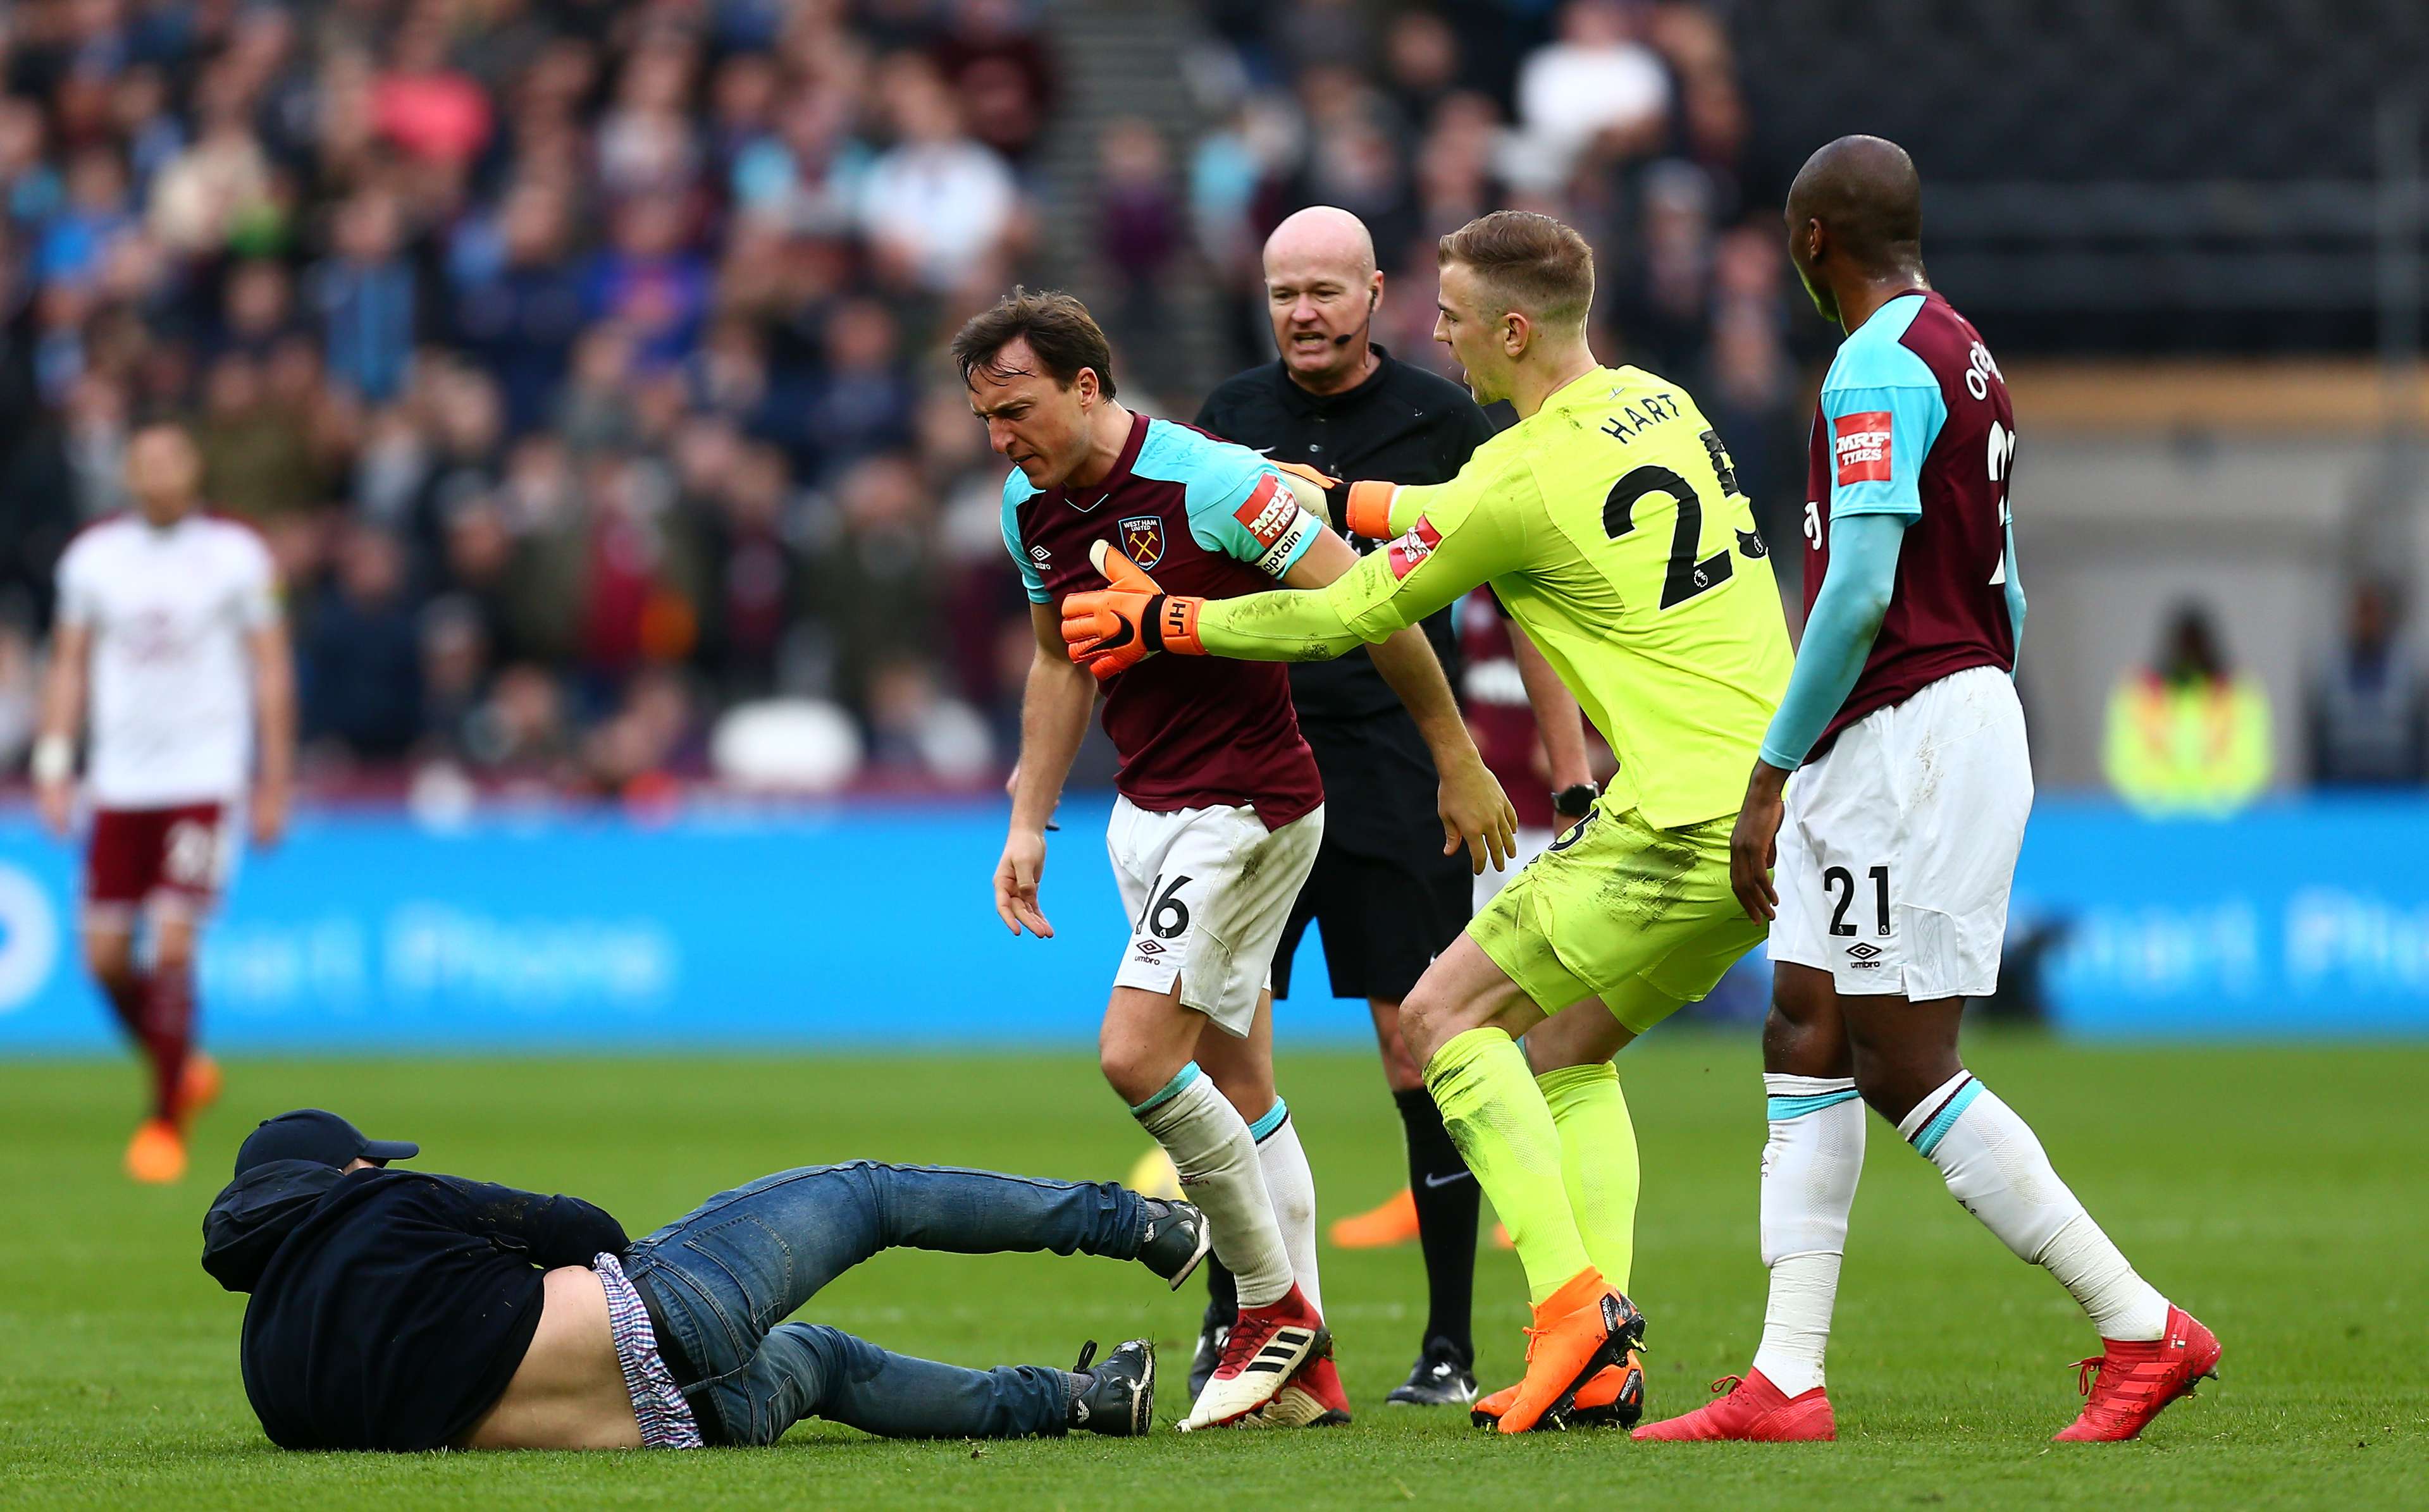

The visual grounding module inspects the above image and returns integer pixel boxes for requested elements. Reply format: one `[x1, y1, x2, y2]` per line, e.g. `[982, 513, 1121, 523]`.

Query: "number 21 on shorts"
[1822, 864, 1891, 937]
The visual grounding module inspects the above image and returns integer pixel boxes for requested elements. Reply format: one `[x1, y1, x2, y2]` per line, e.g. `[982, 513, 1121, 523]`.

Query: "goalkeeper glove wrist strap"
[1143, 594, 1204, 655]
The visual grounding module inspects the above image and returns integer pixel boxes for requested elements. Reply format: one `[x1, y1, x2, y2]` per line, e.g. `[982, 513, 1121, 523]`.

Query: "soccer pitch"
[1, 1036, 2420, 1509]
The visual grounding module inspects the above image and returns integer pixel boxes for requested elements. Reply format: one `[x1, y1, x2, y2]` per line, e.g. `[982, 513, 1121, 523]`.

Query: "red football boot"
[2053, 1306, 2220, 1442]
[1178, 1283, 1330, 1430]
[1631, 1368, 1834, 1442]
[1247, 1353, 1354, 1428]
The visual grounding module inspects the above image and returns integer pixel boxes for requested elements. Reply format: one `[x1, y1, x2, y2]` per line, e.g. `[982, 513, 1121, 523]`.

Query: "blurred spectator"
[857, 52, 1018, 294]
[304, 526, 425, 761]
[2309, 581, 2429, 787]
[927, 0, 1058, 164]
[864, 655, 992, 783]
[800, 297, 915, 478]
[311, 189, 417, 403]
[2105, 603, 2274, 817]
[1512, 1, 1672, 190]
[451, 181, 587, 435]
[195, 348, 328, 524]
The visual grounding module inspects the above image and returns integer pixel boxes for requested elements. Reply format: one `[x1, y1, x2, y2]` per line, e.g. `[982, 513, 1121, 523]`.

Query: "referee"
[1190, 206, 1592, 1408]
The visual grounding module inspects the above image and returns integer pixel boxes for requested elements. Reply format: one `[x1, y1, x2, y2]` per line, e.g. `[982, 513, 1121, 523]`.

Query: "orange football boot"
[1472, 1350, 1645, 1430]
[1490, 1269, 1643, 1434]
[178, 1053, 223, 1121]
[1631, 1368, 1833, 1441]
[2053, 1306, 2220, 1442]
[1329, 1188, 1420, 1248]
[125, 1119, 187, 1184]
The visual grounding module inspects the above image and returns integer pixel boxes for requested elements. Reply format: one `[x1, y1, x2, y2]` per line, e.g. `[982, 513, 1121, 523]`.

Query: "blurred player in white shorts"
[32, 422, 295, 1186]
[1644, 136, 2214, 1447]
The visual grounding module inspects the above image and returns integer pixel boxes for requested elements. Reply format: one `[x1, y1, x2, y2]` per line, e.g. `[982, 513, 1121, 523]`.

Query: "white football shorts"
[1107, 797, 1325, 1037]
[1771, 665, 2033, 998]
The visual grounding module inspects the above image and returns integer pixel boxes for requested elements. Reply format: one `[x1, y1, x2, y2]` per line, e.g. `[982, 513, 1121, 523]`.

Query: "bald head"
[1784, 135, 1927, 326]
[1264, 206, 1376, 284]
[1787, 135, 1923, 269]
[1263, 206, 1383, 393]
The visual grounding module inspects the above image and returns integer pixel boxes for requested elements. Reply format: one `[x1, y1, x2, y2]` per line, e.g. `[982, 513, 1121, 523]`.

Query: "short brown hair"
[1437, 211, 1595, 329]
[951, 287, 1118, 398]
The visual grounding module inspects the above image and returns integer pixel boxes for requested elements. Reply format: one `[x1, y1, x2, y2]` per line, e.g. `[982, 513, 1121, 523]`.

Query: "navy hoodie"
[201, 1160, 627, 1450]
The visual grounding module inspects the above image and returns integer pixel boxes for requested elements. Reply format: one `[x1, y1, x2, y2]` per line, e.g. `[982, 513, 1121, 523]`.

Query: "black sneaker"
[1069, 1338, 1156, 1436]
[1187, 1318, 1230, 1400]
[1386, 1337, 1478, 1406]
[1135, 1197, 1213, 1291]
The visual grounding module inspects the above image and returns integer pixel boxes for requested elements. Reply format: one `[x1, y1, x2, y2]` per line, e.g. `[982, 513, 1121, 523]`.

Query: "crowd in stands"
[0, 0, 1810, 801]
[1, 0, 2404, 804]
[0, 0, 1057, 799]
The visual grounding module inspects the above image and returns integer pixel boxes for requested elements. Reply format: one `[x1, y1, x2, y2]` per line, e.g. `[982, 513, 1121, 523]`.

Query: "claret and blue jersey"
[1001, 411, 1325, 828]
[1802, 288, 2026, 752]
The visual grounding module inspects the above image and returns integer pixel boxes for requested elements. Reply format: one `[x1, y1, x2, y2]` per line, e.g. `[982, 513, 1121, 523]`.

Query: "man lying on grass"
[201, 1109, 1210, 1450]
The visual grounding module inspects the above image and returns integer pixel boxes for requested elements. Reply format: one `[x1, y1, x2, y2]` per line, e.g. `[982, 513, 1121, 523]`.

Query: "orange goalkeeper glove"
[1061, 540, 1205, 680]
[1269, 461, 1400, 542]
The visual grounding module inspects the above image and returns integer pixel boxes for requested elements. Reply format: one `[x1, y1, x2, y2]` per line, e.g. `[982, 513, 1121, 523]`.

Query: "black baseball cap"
[234, 1109, 419, 1177]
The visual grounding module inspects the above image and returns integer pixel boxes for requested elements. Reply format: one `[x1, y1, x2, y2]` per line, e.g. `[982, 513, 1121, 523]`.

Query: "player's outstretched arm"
[1730, 512, 1910, 922]
[1000, 603, 1092, 938]
[247, 619, 296, 849]
[30, 621, 88, 839]
[1282, 528, 1517, 873]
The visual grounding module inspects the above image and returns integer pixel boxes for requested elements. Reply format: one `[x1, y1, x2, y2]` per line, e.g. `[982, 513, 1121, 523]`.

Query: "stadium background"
[1, 0, 2426, 1045]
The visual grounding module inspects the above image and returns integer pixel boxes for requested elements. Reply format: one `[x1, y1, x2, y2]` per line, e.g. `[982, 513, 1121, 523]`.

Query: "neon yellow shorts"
[1468, 800, 1765, 1033]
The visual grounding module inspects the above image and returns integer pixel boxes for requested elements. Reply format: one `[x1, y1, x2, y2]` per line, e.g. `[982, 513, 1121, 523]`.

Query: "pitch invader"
[1636, 137, 2218, 1445]
[956, 290, 1516, 1430]
[1063, 212, 1794, 1433]
[34, 421, 295, 1183]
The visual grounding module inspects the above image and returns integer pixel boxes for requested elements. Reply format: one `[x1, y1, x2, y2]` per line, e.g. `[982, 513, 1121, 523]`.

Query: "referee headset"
[1332, 285, 1381, 348]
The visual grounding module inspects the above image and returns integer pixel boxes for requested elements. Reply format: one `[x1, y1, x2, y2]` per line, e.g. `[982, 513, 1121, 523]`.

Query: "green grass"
[1, 1036, 2423, 1508]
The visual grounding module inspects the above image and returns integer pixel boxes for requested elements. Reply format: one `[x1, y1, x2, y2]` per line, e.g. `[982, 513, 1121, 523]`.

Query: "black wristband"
[1139, 594, 1169, 652]
[1552, 782, 1598, 820]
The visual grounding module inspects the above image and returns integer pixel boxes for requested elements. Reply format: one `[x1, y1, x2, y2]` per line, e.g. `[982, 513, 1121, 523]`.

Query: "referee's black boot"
[1387, 1336, 1479, 1406]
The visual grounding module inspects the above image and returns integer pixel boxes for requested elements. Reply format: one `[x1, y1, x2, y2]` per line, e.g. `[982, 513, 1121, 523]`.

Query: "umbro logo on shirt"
[1029, 544, 1051, 564]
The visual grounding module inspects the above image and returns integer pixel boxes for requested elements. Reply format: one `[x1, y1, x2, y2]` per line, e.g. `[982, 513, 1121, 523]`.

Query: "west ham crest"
[1118, 515, 1165, 569]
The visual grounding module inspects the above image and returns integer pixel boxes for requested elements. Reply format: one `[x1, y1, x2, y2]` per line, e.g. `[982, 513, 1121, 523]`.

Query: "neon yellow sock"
[1423, 1026, 1593, 1304]
[1537, 1061, 1640, 1293]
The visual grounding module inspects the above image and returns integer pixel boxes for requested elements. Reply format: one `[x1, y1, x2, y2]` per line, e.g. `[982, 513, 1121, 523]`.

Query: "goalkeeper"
[1065, 210, 1793, 1434]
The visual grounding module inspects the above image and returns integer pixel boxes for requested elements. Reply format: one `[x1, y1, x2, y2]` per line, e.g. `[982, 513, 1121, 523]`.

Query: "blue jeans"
[623, 1162, 1147, 1445]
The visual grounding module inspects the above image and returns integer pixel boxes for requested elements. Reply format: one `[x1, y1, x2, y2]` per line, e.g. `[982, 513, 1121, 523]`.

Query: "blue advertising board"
[0, 795, 2421, 1049]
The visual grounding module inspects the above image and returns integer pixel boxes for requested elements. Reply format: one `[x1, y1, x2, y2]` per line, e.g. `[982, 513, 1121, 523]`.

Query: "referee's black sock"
[1201, 1253, 1237, 1332]
[1397, 1085, 1478, 1364]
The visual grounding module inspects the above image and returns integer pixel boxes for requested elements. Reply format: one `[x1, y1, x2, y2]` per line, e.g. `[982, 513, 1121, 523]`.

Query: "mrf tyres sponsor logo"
[1833, 410, 1894, 486]
[1235, 473, 1316, 576]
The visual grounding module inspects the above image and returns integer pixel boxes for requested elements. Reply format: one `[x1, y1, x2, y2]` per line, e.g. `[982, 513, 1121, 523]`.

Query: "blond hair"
[1437, 211, 1595, 329]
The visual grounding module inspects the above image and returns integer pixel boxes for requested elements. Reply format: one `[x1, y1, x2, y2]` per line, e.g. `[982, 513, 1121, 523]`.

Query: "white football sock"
[1749, 1074, 1864, 1397]
[1251, 1097, 1321, 1317]
[1898, 1071, 2169, 1343]
[1132, 1065, 1295, 1307]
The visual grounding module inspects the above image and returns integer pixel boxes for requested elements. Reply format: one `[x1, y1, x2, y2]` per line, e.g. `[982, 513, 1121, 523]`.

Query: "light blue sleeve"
[1820, 337, 1944, 519]
[1183, 448, 1319, 579]
[1758, 512, 1910, 770]
[2003, 524, 2027, 672]
[1000, 474, 1049, 603]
